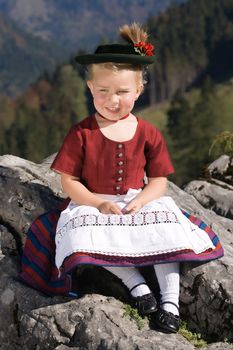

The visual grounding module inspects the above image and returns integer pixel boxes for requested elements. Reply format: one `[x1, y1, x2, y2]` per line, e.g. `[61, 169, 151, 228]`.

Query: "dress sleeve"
[145, 127, 174, 177]
[51, 125, 84, 177]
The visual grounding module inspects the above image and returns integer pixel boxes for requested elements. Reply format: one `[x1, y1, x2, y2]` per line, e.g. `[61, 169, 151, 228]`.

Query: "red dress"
[51, 115, 174, 194]
[19, 115, 223, 297]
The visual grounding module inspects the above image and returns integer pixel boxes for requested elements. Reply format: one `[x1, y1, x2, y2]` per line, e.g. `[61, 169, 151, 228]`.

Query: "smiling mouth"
[106, 107, 120, 113]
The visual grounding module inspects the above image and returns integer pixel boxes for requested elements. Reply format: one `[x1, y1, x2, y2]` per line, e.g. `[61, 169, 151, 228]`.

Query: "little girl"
[20, 23, 223, 334]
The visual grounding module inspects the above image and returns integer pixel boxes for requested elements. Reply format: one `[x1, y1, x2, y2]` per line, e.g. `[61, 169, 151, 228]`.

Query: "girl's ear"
[135, 84, 144, 100]
[87, 81, 94, 95]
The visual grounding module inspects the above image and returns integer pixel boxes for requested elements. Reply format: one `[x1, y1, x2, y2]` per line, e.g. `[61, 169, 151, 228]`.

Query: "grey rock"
[204, 343, 233, 349]
[19, 293, 194, 350]
[207, 155, 233, 185]
[0, 154, 233, 349]
[167, 181, 233, 255]
[0, 224, 18, 255]
[184, 179, 233, 219]
[0, 254, 21, 350]
[167, 181, 233, 340]
[213, 215, 233, 236]
[0, 154, 61, 195]
[0, 154, 63, 248]
[0, 255, 195, 350]
[184, 155, 233, 219]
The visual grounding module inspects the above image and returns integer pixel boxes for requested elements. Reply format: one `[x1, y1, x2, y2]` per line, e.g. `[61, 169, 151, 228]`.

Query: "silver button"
[118, 153, 123, 157]
[117, 177, 123, 181]
[116, 186, 121, 190]
[117, 144, 123, 149]
[118, 169, 123, 174]
[118, 161, 123, 166]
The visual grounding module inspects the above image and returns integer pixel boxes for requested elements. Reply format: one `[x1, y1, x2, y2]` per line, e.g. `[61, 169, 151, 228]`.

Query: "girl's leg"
[103, 266, 150, 297]
[153, 262, 180, 316]
[103, 266, 157, 315]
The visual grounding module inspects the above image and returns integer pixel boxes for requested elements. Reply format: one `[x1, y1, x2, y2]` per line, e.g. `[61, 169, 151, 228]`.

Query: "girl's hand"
[122, 198, 143, 214]
[98, 201, 122, 214]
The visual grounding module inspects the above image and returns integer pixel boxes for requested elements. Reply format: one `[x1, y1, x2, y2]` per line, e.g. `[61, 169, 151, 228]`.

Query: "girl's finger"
[121, 207, 127, 214]
[124, 203, 132, 212]
[126, 206, 135, 214]
[112, 206, 122, 215]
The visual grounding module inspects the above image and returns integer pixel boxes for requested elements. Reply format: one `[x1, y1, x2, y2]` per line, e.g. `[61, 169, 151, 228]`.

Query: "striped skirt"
[19, 192, 224, 297]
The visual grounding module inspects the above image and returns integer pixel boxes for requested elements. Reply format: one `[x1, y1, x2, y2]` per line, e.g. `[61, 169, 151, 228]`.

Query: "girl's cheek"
[94, 95, 105, 103]
[124, 95, 136, 104]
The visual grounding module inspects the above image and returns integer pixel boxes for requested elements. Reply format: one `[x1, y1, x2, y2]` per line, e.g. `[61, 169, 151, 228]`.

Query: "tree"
[4, 64, 88, 162]
[167, 78, 224, 186]
[45, 64, 88, 155]
[147, 0, 233, 103]
[167, 90, 193, 186]
[209, 131, 233, 158]
[0, 95, 15, 154]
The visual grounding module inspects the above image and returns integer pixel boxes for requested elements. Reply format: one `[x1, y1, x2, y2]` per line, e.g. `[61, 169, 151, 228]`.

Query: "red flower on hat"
[134, 41, 154, 56]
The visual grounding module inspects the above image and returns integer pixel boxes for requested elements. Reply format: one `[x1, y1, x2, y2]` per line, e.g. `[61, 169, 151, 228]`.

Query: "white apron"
[55, 189, 215, 270]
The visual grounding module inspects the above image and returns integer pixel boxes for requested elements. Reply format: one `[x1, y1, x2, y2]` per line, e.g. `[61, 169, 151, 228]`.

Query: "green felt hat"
[75, 43, 155, 65]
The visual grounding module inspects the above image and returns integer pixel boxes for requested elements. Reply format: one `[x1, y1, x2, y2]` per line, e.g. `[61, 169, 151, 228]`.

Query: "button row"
[115, 144, 124, 194]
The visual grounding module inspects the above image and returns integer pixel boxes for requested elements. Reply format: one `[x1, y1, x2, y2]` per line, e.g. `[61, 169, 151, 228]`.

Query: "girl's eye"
[99, 89, 108, 92]
[118, 90, 129, 94]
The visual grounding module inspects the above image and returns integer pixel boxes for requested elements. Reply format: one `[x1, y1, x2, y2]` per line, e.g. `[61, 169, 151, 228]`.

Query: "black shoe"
[153, 302, 180, 333]
[131, 293, 157, 316]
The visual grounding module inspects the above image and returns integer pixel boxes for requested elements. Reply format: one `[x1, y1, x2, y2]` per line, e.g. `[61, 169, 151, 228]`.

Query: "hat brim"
[75, 53, 155, 65]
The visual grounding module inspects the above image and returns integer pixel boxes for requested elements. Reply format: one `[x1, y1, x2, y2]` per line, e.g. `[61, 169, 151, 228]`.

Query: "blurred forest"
[0, 0, 233, 187]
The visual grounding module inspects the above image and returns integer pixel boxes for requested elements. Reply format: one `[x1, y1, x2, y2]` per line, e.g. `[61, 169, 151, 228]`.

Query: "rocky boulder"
[0, 154, 233, 350]
[185, 155, 233, 219]
[0, 154, 64, 251]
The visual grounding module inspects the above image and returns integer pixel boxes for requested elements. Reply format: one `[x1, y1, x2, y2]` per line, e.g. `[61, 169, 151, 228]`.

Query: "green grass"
[178, 320, 207, 348]
[123, 304, 146, 330]
[123, 307, 232, 348]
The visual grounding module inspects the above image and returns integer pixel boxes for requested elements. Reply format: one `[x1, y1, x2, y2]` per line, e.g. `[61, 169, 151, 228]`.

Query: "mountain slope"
[0, 13, 66, 96]
[0, 0, 185, 50]
[0, 0, 185, 96]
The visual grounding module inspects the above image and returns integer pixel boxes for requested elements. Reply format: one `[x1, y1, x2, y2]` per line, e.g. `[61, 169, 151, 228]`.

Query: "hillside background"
[0, 0, 184, 96]
[0, 0, 232, 186]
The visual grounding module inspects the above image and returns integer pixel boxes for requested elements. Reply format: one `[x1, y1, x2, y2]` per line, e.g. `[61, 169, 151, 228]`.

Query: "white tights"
[104, 266, 151, 296]
[104, 263, 180, 315]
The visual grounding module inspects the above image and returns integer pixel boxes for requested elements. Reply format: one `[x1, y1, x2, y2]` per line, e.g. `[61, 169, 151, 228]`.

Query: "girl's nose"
[109, 94, 119, 105]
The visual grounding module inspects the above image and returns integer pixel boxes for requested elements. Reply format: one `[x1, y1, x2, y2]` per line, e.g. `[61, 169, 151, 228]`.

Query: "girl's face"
[87, 66, 143, 121]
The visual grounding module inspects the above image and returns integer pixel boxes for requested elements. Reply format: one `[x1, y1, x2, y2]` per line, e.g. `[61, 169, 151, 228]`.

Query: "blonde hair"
[86, 23, 149, 86]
